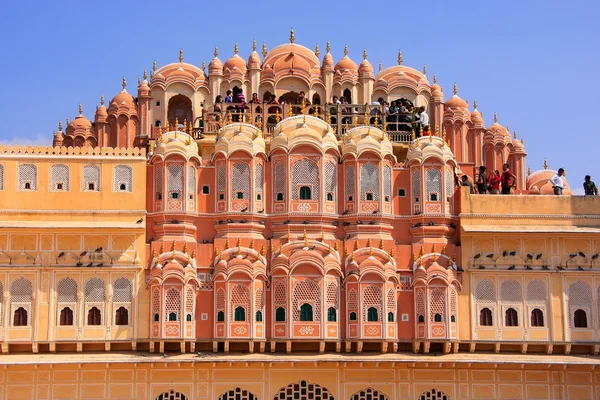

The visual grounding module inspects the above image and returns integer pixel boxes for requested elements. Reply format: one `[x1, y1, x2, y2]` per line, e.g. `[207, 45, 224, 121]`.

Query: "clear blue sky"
[1, 0, 598, 193]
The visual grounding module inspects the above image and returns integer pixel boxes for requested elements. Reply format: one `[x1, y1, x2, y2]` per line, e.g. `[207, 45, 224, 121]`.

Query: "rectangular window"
[236, 192, 244, 199]
[398, 188, 406, 197]
[202, 185, 210, 194]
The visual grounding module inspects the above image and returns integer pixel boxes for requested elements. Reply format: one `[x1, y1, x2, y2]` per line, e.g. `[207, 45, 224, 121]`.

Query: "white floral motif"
[233, 326, 247, 335]
[298, 326, 315, 335]
[296, 203, 311, 212]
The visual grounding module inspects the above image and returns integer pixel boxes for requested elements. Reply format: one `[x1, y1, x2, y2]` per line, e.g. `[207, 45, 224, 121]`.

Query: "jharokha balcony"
[149, 103, 415, 143]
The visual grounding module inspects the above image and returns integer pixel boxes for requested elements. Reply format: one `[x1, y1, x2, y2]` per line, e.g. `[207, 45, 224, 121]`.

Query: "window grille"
[418, 389, 450, 400]
[387, 288, 395, 312]
[274, 380, 333, 400]
[114, 165, 132, 192]
[425, 168, 441, 201]
[185, 286, 194, 314]
[383, 165, 391, 199]
[445, 169, 453, 200]
[325, 161, 336, 194]
[83, 165, 100, 191]
[255, 288, 264, 311]
[230, 284, 250, 321]
[164, 287, 181, 321]
[217, 164, 226, 193]
[429, 288, 446, 322]
[412, 168, 421, 197]
[475, 279, 496, 303]
[500, 279, 522, 303]
[216, 288, 226, 311]
[362, 284, 382, 321]
[113, 277, 132, 302]
[156, 390, 188, 400]
[155, 167, 163, 197]
[218, 387, 257, 400]
[526, 280, 547, 303]
[11, 277, 32, 303]
[51, 164, 69, 191]
[292, 158, 319, 200]
[19, 164, 37, 190]
[416, 288, 425, 320]
[350, 388, 390, 400]
[231, 163, 250, 200]
[187, 166, 195, 197]
[0, 164, 4, 190]
[347, 289, 358, 311]
[273, 280, 287, 305]
[167, 164, 183, 197]
[326, 281, 338, 308]
[360, 163, 380, 201]
[274, 162, 285, 199]
[345, 164, 355, 200]
[292, 279, 321, 322]
[568, 280, 591, 328]
[84, 277, 106, 302]
[57, 277, 77, 303]
[254, 164, 263, 193]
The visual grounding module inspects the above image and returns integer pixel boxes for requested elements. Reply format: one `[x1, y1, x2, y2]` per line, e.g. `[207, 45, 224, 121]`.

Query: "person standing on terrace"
[549, 168, 565, 195]
[417, 106, 430, 134]
[501, 164, 516, 195]
[584, 175, 598, 195]
[488, 170, 501, 194]
[475, 166, 487, 194]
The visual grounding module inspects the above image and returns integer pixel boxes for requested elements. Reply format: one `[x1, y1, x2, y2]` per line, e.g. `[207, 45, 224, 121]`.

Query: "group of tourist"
[461, 165, 598, 196]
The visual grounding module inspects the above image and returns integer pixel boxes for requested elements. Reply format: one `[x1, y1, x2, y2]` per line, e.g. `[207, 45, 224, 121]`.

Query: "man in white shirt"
[418, 106, 430, 134]
[549, 168, 565, 195]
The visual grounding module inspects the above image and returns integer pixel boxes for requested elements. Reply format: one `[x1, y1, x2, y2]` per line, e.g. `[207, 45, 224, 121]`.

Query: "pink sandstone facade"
[0, 32, 598, 399]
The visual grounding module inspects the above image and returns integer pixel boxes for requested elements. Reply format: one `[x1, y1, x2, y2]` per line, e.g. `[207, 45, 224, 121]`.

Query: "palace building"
[0, 31, 598, 399]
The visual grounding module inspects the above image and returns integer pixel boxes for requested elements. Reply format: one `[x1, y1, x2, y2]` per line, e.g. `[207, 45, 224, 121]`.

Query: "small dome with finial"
[224, 43, 247, 73]
[109, 76, 137, 114]
[67, 104, 92, 135]
[95, 94, 108, 121]
[334, 45, 358, 72]
[322, 41, 334, 70]
[248, 39, 261, 69]
[358, 48, 373, 77]
[445, 82, 468, 109]
[208, 46, 223, 74]
[485, 112, 511, 144]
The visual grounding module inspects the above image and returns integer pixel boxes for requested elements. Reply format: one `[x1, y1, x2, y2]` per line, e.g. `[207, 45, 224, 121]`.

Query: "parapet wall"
[0, 145, 146, 158]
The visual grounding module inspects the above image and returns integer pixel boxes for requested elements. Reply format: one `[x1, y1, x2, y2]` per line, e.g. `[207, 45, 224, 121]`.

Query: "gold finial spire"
[275, 108, 280, 122]
[543, 159, 548, 170]
[353, 240, 359, 251]
[214, 46, 219, 58]
[262, 43, 267, 57]
[234, 43, 239, 55]
[411, 128, 416, 141]
[513, 130, 517, 139]
[179, 49, 183, 63]
[423, 64, 427, 74]
[379, 239, 384, 250]
[315, 43, 320, 57]
[122, 76, 127, 90]
[303, 229, 308, 247]
[290, 27, 295, 43]
[100, 95, 104, 106]
[453, 82, 457, 96]
[441, 245, 446, 255]
[137, 76, 141, 85]
[143, 69, 147, 80]
[363, 48, 367, 60]
[160, 241, 165, 254]
[528, 166, 531, 176]
[78, 104, 83, 115]
[378, 62, 382, 72]
[433, 73, 437, 84]
[153, 60, 157, 73]
[326, 41, 330, 53]
[183, 242, 188, 254]
[397, 50, 403, 65]
[344, 45, 348, 56]
[287, 105, 293, 118]
[419, 246, 424, 257]
[58, 120, 63, 131]
[494, 112, 498, 123]
[201, 60, 205, 71]
[442, 127, 447, 142]
[473, 100, 477, 109]
[367, 238, 372, 247]
[250, 239, 255, 249]
[390, 247, 395, 257]
[320, 231, 325, 242]
[236, 238, 241, 248]
[260, 245, 265, 256]
[252, 39, 256, 52]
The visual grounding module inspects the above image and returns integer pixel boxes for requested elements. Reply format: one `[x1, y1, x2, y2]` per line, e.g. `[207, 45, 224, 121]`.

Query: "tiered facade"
[0, 34, 597, 400]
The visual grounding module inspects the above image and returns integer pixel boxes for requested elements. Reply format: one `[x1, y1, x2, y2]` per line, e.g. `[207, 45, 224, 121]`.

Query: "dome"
[375, 65, 429, 93]
[359, 50, 374, 78]
[248, 51, 261, 69]
[471, 109, 482, 122]
[406, 136, 457, 166]
[526, 168, 572, 195]
[486, 121, 511, 144]
[152, 131, 201, 162]
[68, 114, 92, 131]
[95, 105, 108, 120]
[322, 52, 334, 70]
[151, 62, 206, 90]
[224, 53, 247, 73]
[334, 47, 358, 72]
[261, 43, 321, 84]
[208, 48, 223, 74]
[445, 95, 468, 109]
[111, 90, 135, 108]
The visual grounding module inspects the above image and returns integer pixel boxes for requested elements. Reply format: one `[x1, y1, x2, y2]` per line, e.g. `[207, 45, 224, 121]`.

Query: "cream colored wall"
[0, 360, 598, 400]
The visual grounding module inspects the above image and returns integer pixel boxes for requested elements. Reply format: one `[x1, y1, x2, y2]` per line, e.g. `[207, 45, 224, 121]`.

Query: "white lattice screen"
[113, 277, 132, 302]
[273, 280, 287, 306]
[0, 164, 4, 190]
[500, 279, 522, 303]
[445, 169, 453, 200]
[255, 288, 264, 311]
[348, 289, 358, 311]
[419, 389, 450, 400]
[351, 387, 390, 400]
[11, 278, 33, 302]
[362, 284, 383, 320]
[292, 158, 320, 200]
[83, 165, 100, 191]
[51, 164, 69, 191]
[326, 281, 338, 308]
[231, 163, 250, 200]
[168, 164, 183, 196]
[429, 288, 446, 322]
[387, 288, 395, 311]
[325, 161, 336, 194]
[19, 164, 37, 190]
[230, 284, 250, 319]
[274, 381, 333, 400]
[165, 287, 181, 321]
[292, 279, 321, 321]
[187, 166, 195, 196]
[114, 165, 132, 192]
[450, 289, 457, 317]
[568, 280, 591, 327]
[412, 168, 421, 197]
[254, 164, 263, 192]
[217, 164, 226, 193]
[526, 280, 547, 303]
[416, 288, 425, 317]
[345, 164, 355, 200]
[85, 278, 105, 302]
[219, 387, 257, 400]
[216, 288, 226, 311]
[383, 165, 391, 199]
[152, 288, 160, 315]
[425, 168, 441, 200]
[185, 287, 194, 314]
[57, 278, 77, 303]
[273, 162, 285, 197]
[475, 279, 496, 303]
[155, 167, 163, 196]
[156, 390, 188, 400]
[360, 163, 380, 200]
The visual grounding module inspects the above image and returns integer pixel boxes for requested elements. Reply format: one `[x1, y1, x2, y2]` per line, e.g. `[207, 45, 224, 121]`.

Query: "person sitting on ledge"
[461, 175, 475, 194]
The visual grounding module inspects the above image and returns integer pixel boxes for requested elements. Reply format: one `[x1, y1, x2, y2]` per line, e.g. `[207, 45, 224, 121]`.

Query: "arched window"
[51, 164, 69, 191]
[343, 88, 352, 104]
[13, 307, 28, 326]
[60, 307, 73, 326]
[234, 306, 246, 321]
[299, 186, 312, 200]
[450, 315, 456, 323]
[530, 308, 544, 327]
[434, 313, 442, 322]
[168, 312, 177, 321]
[274, 380, 333, 400]
[155, 389, 188, 400]
[115, 306, 128, 325]
[276, 193, 284, 201]
[350, 387, 391, 400]
[387, 312, 394, 322]
[349, 312, 357, 321]
[418, 388, 450, 400]
[327, 307, 336, 322]
[367, 307, 378, 322]
[574, 309, 588, 328]
[167, 164, 183, 200]
[275, 307, 286, 322]
[87, 306, 102, 325]
[217, 311, 225, 322]
[300, 303, 313, 321]
[186, 314, 192, 321]
[231, 163, 250, 201]
[114, 165, 132, 192]
[19, 164, 37, 191]
[360, 163, 380, 201]
[505, 308, 518, 327]
[83, 164, 100, 191]
[218, 387, 258, 400]
[418, 315, 425, 323]
[154, 313, 159, 322]
[291, 158, 319, 201]
[479, 308, 493, 326]
[255, 311, 263, 322]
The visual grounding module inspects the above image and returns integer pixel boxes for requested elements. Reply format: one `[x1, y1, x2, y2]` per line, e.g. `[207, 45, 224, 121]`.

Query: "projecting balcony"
[150, 103, 420, 143]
